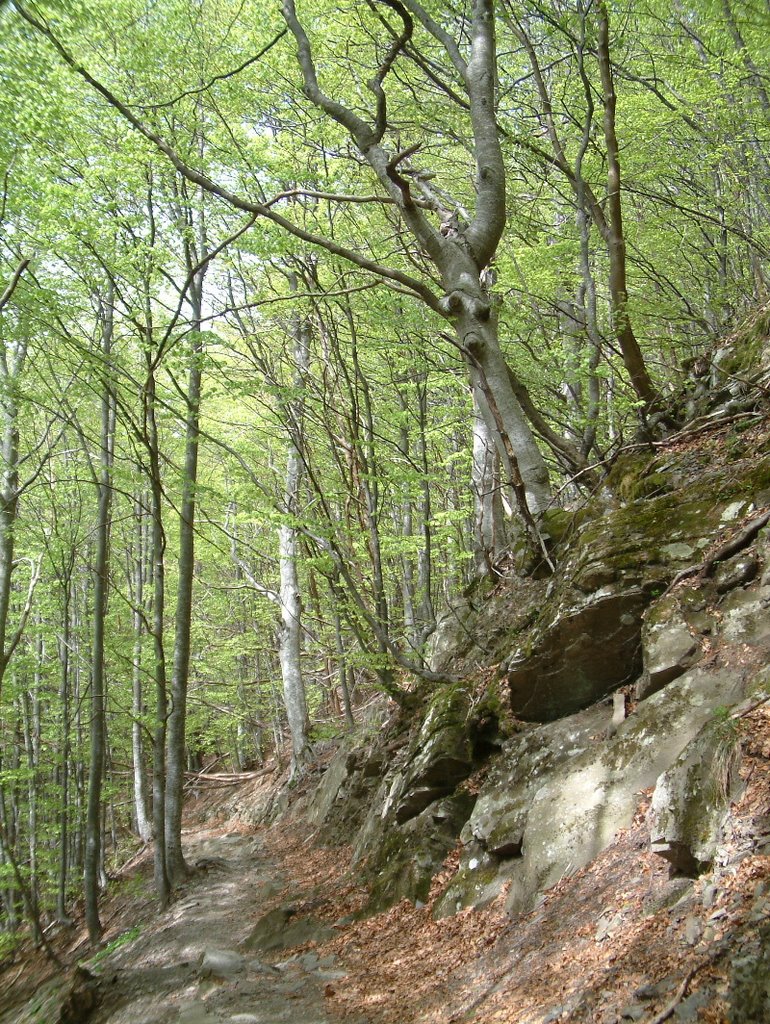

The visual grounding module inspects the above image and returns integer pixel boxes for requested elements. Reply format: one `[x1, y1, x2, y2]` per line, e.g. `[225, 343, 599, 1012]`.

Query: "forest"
[0, 0, 769, 981]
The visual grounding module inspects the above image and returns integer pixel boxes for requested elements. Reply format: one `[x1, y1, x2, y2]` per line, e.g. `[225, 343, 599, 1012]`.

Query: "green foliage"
[0, 0, 769, 939]
[88, 925, 142, 968]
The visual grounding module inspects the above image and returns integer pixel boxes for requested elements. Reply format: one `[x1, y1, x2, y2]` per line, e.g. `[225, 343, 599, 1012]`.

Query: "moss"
[541, 507, 575, 545]
[619, 470, 672, 502]
[720, 311, 770, 376]
[742, 458, 770, 497]
[364, 789, 476, 911]
[605, 451, 652, 495]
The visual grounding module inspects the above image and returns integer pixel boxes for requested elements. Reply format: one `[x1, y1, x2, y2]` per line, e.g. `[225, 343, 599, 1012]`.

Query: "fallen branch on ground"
[665, 508, 770, 595]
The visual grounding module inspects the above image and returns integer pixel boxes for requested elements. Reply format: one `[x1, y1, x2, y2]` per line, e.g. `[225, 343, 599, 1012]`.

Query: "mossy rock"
[541, 507, 575, 545]
[394, 683, 474, 822]
[364, 789, 476, 911]
[649, 716, 743, 874]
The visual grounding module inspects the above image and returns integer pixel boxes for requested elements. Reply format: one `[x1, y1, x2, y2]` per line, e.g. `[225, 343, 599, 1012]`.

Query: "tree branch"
[132, 29, 288, 110]
[0, 258, 31, 313]
[14, 2, 442, 312]
[462, 0, 507, 268]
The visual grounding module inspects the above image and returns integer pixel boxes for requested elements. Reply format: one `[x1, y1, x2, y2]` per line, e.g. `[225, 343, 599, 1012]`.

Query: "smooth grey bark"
[414, 377, 435, 637]
[145, 362, 171, 909]
[131, 494, 152, 843]
[279, 273, 311, 778]
[471, 394, 507, 575]
[84, 284, 115, 945]
[165, 214, 207, 884]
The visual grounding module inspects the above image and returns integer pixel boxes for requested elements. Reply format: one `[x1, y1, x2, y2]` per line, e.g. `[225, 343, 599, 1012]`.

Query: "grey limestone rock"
[649, 716, 743, 875]
[637, 595, 701, 700]
[436, 664, 745, 919]
[200, 948, 245, 978]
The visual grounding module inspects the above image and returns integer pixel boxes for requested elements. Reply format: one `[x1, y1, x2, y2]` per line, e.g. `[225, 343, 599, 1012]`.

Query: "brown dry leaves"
[265, 705, 770, 1024]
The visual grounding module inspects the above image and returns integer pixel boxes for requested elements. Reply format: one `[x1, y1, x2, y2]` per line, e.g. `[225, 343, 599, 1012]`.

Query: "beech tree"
[2, 0, 769, 948]
[15, 0, 552, 538]
[280, 0, 553, 528]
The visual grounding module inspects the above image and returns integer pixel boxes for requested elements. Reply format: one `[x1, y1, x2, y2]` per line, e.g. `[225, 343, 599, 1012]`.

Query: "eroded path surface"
[89, 828, 362, 1024]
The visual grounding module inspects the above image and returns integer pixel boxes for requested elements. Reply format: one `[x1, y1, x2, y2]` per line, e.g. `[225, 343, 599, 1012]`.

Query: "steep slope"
[234, 315, 770, 1022]
[2, 314, 769, 1024]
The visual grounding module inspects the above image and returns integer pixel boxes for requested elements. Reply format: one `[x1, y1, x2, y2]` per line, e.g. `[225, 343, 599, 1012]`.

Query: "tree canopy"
[0, 0, 768, 946]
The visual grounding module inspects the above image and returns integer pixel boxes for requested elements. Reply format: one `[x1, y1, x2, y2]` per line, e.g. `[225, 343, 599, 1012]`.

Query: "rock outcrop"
[292, 414, 770, 919]
[247, 342, 770, 931]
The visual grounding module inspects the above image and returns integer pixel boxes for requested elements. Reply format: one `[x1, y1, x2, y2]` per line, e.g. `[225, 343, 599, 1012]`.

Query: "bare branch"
[366, 0, 414, 141]
[132, 29, 288, 111]
[14, 2, 443, 311]
[281, 0, 445, 263]
[264, 186, 430, 208]
[0, 258, 31, 313]
[385, 142, 422, 207]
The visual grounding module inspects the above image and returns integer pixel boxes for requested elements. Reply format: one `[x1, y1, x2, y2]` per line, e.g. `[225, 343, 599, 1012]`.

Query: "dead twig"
[183, 767, 274, 783]
[665, 508, 770, 595]
[646, 967, 695, 1024]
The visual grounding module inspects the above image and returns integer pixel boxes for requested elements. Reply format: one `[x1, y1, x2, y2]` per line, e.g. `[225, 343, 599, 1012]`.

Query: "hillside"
[2, 318, 770, 1024]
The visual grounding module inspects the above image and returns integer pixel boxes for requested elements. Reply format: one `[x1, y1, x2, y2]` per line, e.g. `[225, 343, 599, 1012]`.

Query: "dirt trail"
[86, 827, 365, 1024]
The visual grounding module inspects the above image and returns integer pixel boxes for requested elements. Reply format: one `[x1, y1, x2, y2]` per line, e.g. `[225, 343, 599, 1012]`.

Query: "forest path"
[87, 825, 363, 1024]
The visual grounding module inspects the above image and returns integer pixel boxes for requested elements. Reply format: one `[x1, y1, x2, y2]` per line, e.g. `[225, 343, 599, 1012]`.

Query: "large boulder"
[348, 684, 479, 909]
[500, 488, 757, 724]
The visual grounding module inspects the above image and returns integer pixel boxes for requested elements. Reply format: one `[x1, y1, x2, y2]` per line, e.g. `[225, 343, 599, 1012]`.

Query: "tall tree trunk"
[84, 284, 115, 945]
[146, 365, 171, 909]
[415, 376, 435, 638]
[596, 2, 657, 409]
[165, 244, 206, 884]
[131, 493, 152, 843]
[57, 574, 72, 920]
[279, 276, 311, 778]
[471, 393, 506, 575]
